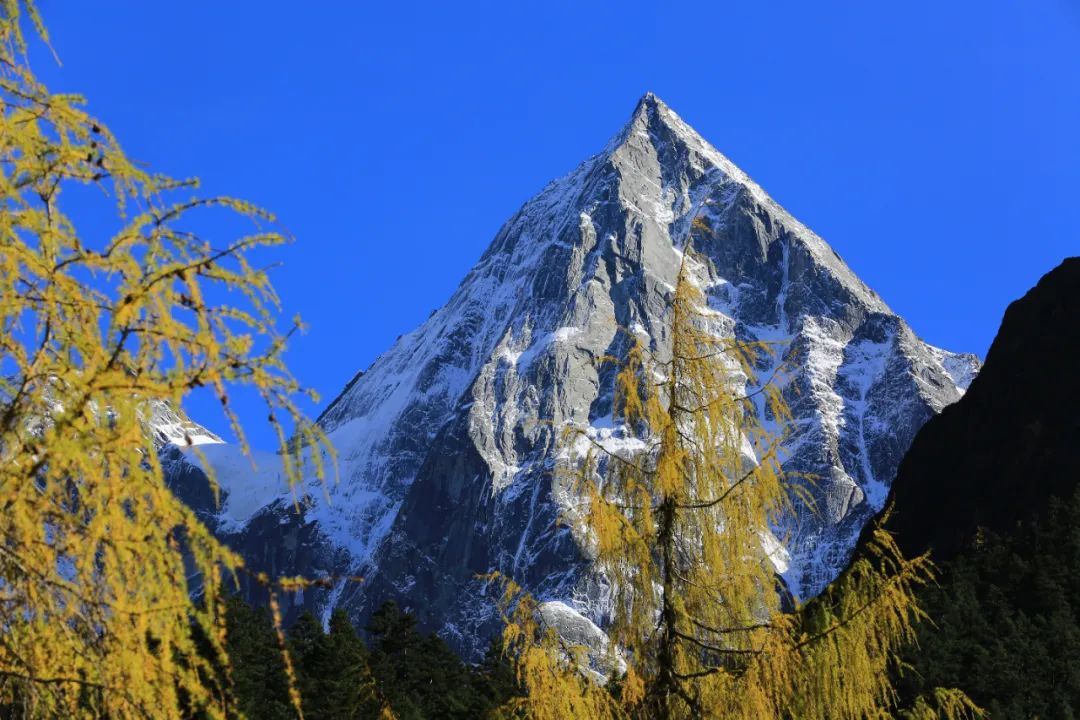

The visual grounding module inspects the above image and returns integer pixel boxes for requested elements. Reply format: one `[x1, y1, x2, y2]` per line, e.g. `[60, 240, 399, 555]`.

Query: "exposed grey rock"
[166, 94, 978, 653]
[538, 601, 626, 683]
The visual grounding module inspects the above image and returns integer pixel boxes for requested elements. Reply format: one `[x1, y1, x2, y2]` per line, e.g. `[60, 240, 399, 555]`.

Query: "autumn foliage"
[493, 249, 981, 719]
[0, 2, 328, 716]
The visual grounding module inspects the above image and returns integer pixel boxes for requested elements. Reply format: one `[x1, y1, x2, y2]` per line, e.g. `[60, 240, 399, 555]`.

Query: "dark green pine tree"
[326, 610, 387, 719]
[472, 636, 523, 713]
[223, 595, 295, 720]
[289, 609, 386, 720]
[365, 602, 430, 719]
[288, 612, 326, 717]
[366, 601, 500, 719]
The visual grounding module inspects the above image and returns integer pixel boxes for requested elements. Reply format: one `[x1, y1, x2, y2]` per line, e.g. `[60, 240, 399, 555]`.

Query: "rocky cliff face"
[167, 94, 978, 654]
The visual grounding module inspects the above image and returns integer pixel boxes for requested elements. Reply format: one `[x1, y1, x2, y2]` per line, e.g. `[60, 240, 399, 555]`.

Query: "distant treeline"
[219, 597, 518, 719]
[896, 486, 1080, 718]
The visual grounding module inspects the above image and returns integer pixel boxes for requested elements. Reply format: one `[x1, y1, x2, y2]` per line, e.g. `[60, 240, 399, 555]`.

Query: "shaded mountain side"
[845, 257, 1080, 717]
[883, 257, 1080, 562]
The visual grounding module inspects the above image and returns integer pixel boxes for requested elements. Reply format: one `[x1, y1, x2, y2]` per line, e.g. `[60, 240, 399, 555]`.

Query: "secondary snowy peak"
[177, 94, 977, 653]
[148, 400, 223, 448]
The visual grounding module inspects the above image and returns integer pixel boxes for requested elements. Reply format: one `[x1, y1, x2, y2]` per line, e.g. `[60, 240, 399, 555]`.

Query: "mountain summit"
[176, 94, 978, 653]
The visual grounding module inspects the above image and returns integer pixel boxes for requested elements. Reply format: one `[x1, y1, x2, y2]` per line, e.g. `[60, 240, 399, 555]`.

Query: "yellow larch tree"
[0, 2, 338, 717]
[494, 245, 980, 719]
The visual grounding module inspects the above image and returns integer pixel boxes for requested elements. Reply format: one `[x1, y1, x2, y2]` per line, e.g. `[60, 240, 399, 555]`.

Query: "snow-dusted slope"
[147, 400, 223, 448]
[169, 94, 978, 652]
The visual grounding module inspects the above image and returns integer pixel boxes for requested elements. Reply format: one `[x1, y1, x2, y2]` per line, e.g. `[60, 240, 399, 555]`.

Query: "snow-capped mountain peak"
[173, 94, 978, 654]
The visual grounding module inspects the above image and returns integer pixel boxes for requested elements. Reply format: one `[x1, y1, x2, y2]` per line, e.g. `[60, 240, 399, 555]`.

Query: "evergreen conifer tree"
[324, 610, 388, 720]
[367, 601, 502, 719]
[288, 610, 387, 720]
[474, 637, 523, 715]
[223, 596, 295, 720]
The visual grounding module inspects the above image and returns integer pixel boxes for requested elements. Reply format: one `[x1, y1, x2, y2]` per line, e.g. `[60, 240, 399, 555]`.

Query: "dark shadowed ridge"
[864, 256, 1080, 563]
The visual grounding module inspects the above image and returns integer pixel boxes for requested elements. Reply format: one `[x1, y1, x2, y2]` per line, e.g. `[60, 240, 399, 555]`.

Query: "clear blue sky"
[31, 1, 1080, 447]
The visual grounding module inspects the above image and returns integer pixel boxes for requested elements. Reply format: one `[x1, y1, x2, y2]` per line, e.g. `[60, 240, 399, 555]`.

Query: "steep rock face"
[171, 94, 977, 652]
